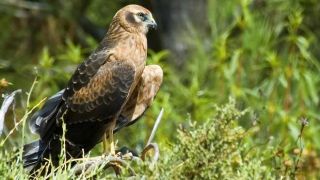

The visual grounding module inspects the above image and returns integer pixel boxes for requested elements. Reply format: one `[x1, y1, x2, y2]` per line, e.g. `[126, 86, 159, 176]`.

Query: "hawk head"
[115, 4, 157, 34]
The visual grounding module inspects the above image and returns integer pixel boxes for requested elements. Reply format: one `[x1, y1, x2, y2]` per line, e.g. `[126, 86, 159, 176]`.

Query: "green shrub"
[132, 98, 274, 179]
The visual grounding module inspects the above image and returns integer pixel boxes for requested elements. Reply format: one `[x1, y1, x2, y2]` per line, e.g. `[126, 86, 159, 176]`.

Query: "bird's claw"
[122, 152, 133, 160]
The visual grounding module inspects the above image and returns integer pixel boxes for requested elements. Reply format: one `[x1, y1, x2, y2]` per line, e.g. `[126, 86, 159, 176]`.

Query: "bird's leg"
[102, 133, 109, 154]
[109, 125, 116, 155]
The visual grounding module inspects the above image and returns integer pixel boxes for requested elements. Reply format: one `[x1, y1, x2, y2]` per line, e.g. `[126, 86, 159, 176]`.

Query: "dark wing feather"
[64, 50, 109, 95]
[35, 49, 135, 139]
[60, 58, 136, 125]
[35, 51, 110, 138]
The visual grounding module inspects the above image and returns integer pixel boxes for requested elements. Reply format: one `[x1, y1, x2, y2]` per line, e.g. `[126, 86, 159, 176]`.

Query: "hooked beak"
[147, 15, 157, 29]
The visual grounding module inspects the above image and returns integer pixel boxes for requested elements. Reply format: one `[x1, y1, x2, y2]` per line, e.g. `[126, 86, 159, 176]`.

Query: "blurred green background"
[1, 0, 320, 178]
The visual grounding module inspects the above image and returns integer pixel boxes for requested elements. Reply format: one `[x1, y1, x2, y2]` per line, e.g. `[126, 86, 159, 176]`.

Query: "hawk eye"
[137, 12, 146, 21]
[137, 13, 144, 17]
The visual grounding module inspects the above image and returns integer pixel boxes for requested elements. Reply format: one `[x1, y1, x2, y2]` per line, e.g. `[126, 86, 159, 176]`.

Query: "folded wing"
[115, 65, 163, 132]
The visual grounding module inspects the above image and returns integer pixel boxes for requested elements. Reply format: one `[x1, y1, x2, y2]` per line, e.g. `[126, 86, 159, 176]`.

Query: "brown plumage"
[23, 4, 160, 173]
[115, 65, 163, 132]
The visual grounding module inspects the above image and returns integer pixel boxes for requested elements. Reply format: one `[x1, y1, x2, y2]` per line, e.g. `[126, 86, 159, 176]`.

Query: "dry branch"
[141, 143, 159, 163]
[0, 89, 21, 135]
[72, 155, 136, 176]
[146, 108, 164, 145]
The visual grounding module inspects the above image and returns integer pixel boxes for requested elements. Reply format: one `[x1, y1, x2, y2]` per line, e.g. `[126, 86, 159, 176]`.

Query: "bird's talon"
[122, 152, 133, 160]
[116, 151, 122, 158]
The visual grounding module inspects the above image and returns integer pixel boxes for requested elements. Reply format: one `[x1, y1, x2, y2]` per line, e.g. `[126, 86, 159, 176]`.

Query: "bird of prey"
[23, 4, 161, 173]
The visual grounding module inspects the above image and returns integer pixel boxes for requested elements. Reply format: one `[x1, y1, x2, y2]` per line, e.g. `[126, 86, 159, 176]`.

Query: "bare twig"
[0, 89, 22, 136]
[291, 117, 309, 177]
[141, 143, 159, 164]
[139, 108, 163, 166]
[0, 97, 46, 147]
[146, 108, 164, 146]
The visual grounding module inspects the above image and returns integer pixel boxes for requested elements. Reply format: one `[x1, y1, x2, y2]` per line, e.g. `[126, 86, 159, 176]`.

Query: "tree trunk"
[149, 0, 209, 67]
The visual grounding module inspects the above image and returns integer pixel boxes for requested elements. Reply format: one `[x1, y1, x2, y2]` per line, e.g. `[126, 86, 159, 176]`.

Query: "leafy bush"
[131, 99, 273, 179]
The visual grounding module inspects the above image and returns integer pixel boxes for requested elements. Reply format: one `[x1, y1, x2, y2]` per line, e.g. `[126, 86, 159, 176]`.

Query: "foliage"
[132, 99, 274, 179]
[149, 0, 320, 176]
[0, 98, 283, 179]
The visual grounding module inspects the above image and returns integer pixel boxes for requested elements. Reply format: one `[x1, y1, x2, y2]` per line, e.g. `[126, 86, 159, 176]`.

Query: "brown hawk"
[23, 4, 162, 173]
